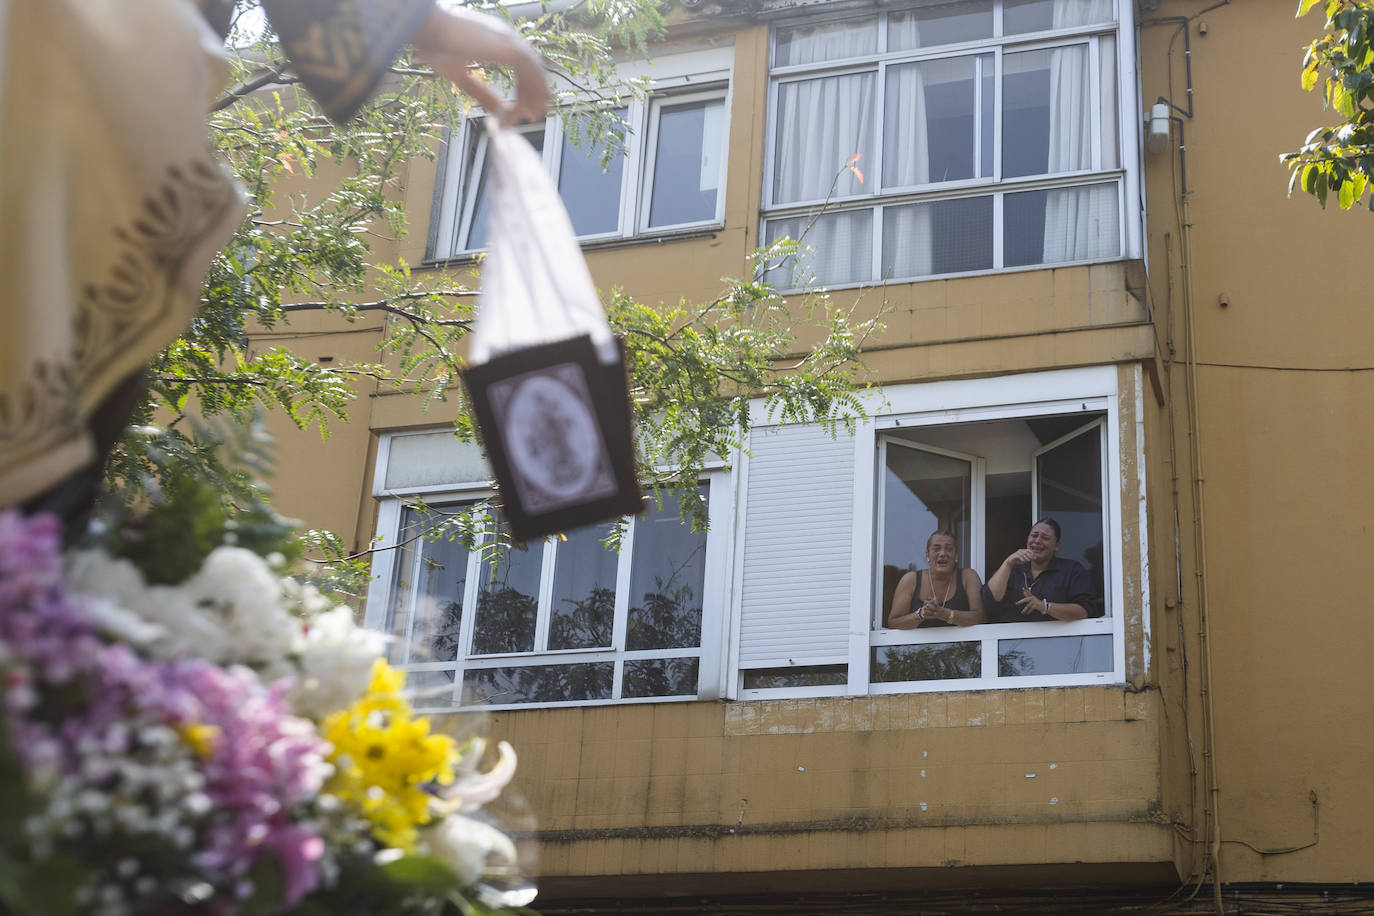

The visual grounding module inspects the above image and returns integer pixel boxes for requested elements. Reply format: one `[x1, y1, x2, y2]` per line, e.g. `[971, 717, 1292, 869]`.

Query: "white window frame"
[364, 430, 736, 710]
[759, 0, 1142, 290]
[731, 365, 1137, 700]
[431, 45, 734, 258]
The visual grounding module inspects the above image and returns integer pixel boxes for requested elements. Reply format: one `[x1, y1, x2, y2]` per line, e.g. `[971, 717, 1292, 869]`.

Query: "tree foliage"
[1284, 0, 1374, 211]
[115, 0, 879, 571]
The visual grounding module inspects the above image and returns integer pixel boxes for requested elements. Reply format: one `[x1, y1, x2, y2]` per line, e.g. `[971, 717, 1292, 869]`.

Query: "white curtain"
[770, 23, 876, 287]
[766, 211, 871, 289]
[773, 71, 875, 205]
[774, 17, 876, 67]
[1043, 0, 1115, 262]
[879, 16, 936, 279]
[881, 60, 933, 278]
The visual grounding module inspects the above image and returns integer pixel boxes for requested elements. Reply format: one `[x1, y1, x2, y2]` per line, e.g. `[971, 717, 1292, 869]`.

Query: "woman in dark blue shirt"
[984, 518, 1101, 622]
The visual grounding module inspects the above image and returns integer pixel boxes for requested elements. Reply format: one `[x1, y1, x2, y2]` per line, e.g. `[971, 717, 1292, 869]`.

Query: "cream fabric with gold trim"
[0, 0, 246, 506]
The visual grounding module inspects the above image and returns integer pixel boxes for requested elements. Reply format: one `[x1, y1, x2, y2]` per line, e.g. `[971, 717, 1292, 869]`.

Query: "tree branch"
[213, 63, 298, 113]
[279, 293, 474, 328]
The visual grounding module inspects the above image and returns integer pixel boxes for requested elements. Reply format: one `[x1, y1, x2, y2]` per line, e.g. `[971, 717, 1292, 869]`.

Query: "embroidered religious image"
[463, 334, 642, 542]
[488, 362, 617, 514]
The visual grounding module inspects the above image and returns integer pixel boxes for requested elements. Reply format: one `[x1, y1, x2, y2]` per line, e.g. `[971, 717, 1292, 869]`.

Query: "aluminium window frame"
[429, 46, 735, 260]
[851, 366, 1130, 695]
[727, 365, 1141, 701]
[759, 0, 1142, 290]
[364, 429, 737, 711]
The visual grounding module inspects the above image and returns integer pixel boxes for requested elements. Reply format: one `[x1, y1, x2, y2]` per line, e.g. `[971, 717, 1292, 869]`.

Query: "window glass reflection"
[463, 664, 614, 705]
[472, 523, 542, 655]
[558, 114, 625, 236]
[396, 505, 470, 664]
[626, 488, 707, 651]
[623, 658, 699, 698]
[872, 644, 980, 682]
[548, 522, 617, 650]
[998, 635, 1112, 676]
[648, 100, 723, 228]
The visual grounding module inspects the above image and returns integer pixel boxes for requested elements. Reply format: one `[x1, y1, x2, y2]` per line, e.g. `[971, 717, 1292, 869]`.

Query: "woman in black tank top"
[885, 530, 987, 629]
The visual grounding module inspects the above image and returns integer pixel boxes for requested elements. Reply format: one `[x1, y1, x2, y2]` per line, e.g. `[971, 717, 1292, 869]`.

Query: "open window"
[728, 368, 1134, 700]
[871, 411, 1114, 690]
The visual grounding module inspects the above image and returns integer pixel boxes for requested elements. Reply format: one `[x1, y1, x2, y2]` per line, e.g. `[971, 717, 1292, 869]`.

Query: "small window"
[432, 76, 730, 257]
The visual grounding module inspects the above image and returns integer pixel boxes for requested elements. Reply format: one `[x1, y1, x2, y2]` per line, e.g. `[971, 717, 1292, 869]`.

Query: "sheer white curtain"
[774, 17, 876, 67]
[881, 16, 934, 278]
[771, 25, 876, 286]
[1043, 0, 1115, 261]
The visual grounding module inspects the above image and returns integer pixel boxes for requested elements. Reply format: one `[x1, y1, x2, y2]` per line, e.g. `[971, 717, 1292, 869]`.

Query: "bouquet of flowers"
[0, 499, 531, 916]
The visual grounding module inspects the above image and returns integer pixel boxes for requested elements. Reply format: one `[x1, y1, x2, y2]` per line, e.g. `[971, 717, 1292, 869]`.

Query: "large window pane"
[1037, 423, 1106, 614]
[472, 526, 542, 655]
[548, 522, 617, 650]
[872, 644, 981, 682]
[773, 73, 875, 204]
[998, 635, 1112, 676]
[1005, 45, 1092, 179]
[775, 17, 876, 66]
[880, 442, 972, 622]
[1005, 0, 1114, 35]
[885, 55, 991, 188]
[626, 489, 707, 651]
[463, 663, 614, 705]
[881, 443, 972, 573]
[766, 210, 873, 288]
[888, 1, 992, 50]
[648, 99, 724, 228]
[395, 505, 471, 664]
[558, 115, 625, 236]
[623, 658, 699, 698]
[882, 195, 992, 279]
[1005, 183, 1119, 267]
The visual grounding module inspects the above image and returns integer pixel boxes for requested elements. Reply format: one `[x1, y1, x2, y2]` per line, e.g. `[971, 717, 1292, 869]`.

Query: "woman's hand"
[1003, 548, 1033, 568]
[1016, 588, 1048, 616]
[413, 6, 549, 125]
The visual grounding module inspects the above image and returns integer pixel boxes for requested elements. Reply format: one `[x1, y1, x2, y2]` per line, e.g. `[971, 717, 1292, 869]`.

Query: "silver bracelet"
[1045, 601, 1052, 616]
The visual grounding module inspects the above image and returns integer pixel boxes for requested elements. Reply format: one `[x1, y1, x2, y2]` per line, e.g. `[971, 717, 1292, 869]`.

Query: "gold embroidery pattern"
[74, 158, 242, 390]
[0, 360, 82, 474]
[269, 0, 432, 122]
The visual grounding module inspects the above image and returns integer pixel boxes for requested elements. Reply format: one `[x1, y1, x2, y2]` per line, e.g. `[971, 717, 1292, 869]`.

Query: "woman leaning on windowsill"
[886, 530, 987, 629]
[984, 517, 1100, 623]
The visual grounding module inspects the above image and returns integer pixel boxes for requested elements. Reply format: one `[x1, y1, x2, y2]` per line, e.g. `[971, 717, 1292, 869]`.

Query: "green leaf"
[1298, 0, 1323, 17]
[377, 853, 464, 895]
[1339, 175, 1357, 208]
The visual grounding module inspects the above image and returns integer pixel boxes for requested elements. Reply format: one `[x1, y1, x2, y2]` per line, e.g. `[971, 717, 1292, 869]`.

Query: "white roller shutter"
[737, 423, 855, 668]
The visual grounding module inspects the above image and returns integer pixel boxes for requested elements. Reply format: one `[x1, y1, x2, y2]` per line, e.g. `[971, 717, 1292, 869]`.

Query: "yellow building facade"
[258, 0, 1373, 908]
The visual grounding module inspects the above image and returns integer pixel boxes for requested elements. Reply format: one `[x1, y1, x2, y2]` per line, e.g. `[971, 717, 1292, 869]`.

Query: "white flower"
[67, 550, 227, 659]
[80, 596, 165, 646]
[185, 547, 304, 666]
[423, 814, 518, 888]
[438, 740, 518, 814]
[289, 605, 385, 719]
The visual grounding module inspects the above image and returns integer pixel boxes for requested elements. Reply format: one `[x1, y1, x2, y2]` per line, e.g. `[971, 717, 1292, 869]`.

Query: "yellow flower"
[178, 723, 220, 759]
[322, 660, 458, 850]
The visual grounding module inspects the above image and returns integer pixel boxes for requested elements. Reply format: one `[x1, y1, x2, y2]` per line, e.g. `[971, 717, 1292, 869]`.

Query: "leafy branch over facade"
[123, 0, 880, 546]
[1285, 0, 1374, 210]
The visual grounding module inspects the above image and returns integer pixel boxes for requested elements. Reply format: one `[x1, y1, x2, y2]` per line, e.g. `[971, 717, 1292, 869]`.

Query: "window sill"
[422, 227, 722, 272]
